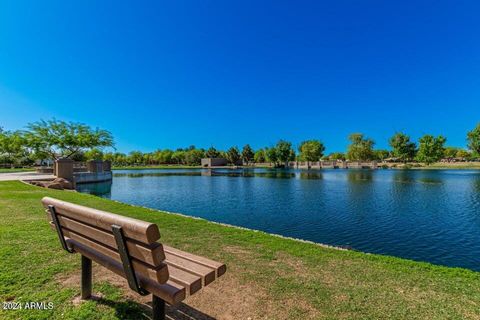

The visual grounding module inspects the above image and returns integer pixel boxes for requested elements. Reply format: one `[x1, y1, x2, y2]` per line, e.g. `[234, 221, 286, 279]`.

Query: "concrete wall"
[74, 171, 113, 184]
[201, 158, 228, 167]
[54, 159, 113, 185]
[286, 160, 377, 169]
[346, 161, 378, 169]
[87, 160, 104, 173]
[55, 159, 74, 181]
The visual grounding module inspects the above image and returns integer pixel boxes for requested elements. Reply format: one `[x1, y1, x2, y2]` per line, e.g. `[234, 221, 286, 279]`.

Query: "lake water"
[77, 168, 480, 271]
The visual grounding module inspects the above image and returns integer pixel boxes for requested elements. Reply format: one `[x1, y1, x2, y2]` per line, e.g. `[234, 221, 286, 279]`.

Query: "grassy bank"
[1, 181, 480, 319]
[0, 168, 34, 173]
[385, 162, 480, 170]
[419, 162, 480, 169]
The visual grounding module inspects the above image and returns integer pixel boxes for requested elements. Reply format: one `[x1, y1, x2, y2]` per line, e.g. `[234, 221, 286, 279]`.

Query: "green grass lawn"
[0, 168, 35, 173]
[1, 181, 480, 319]
[422, 162, 480, 169]
[378, 162, 480, 170]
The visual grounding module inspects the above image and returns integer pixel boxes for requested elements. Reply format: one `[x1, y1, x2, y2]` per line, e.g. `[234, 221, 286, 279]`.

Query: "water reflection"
[75, 181, 112, 197]
[473, 177, 480, 193]
[347, 170, 373, 182]
[116, 169, 298, 179]
[418, 178, 443, 185]
[255, 170, 296, 179]
[114, 171, 201, 178]
[299, 171, 323, 180]
[393, 170, 416, 184]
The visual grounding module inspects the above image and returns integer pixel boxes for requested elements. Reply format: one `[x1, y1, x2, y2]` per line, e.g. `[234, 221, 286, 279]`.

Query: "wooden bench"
[42, 197, 226, 320]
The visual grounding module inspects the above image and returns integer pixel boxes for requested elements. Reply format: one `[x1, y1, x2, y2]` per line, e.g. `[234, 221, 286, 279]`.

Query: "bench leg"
[81, 255, 92, 299]
[152, 295, 165, 320]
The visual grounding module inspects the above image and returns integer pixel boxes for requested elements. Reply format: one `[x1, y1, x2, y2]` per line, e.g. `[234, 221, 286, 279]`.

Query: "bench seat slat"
[46, 212, 165, 266]
[52, 224, 169, 283]
[164, 245, 226, 277]
[67, 239, 185, 305]
[164, 252, 216, 286]
[167, 265, 202, 295]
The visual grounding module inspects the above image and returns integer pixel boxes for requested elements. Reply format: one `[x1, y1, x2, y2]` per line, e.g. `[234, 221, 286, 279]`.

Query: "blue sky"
[0, 1, 479, 153]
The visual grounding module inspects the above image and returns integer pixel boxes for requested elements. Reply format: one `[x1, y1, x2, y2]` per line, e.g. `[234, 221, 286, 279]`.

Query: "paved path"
[0, 171, 55, 181]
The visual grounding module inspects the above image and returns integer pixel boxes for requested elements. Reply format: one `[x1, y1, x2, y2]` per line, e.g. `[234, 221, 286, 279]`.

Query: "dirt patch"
[272, 252, 308, 276]
[56, 262, 271, 319]
[222, 245, 256, 258]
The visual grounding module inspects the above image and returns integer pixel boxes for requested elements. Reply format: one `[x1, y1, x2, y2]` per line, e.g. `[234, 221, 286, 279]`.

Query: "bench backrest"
[42, 197, 169, 284]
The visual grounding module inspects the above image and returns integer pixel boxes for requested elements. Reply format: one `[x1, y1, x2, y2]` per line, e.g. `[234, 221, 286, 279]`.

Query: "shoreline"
[3, 162, 480, 175]
[113, 162, 480, 170]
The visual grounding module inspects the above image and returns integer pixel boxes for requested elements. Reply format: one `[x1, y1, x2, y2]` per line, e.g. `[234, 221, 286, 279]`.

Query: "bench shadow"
[92, 296, 216, 320]
[164, 302, 217, 320]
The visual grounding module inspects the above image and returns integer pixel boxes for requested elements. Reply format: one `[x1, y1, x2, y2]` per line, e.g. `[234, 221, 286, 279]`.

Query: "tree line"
[1, 119, 480, 167]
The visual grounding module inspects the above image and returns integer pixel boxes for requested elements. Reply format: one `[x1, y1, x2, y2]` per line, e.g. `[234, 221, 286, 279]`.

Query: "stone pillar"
[102, 161, 111, 172]
[87, 160, 104, 173]
[55, 159, 74, 181]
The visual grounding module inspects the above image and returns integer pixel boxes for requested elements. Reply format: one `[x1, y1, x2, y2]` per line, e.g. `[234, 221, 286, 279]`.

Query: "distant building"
[201, 158, 228, 167]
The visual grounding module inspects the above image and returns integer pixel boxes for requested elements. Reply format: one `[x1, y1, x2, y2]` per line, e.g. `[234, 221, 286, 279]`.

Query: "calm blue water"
[77, 168, 480, 271]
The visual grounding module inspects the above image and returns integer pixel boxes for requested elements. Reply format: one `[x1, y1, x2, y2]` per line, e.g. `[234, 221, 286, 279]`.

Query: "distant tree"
[162, 149, 174, 164]
[152, 149, 174, 164]
[241, 144, 255, 165]
[265, 147, 278, 166]
[25, 119, 114, 160]
[328, 152, 346, 161]
[205, 146, 220, 158]
[0, 130, 28, 166]
[415, 135, 446, 165]
[226, 146, 241, 165]
[374, 149, 390, 161]
[84, 148, 104, 161]
[275, 140, 294, 167]
[456, 149, 471, 160]
[254, 149, 266, 163]
[151, 150, 160, 164]
[127, 151, 144, 165]
[115, 153, 128, 166]
[71, 151, 86, 162]
[467, 123, 480, 155]
[185, 149, 205, 165]
[289, 149, 296, 162]
[298, 140, 325, 168]
[103, 152, 115, 163]
[346, 133, 375, 161]
[443, 147, 460, 159]
[171, 150, 186, 164]
[388, 132, 416, 163]
[143, 152, 154, 165]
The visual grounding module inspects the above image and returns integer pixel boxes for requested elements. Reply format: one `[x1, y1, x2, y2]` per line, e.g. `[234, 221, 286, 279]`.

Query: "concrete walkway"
[0, 171, 55, 181]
